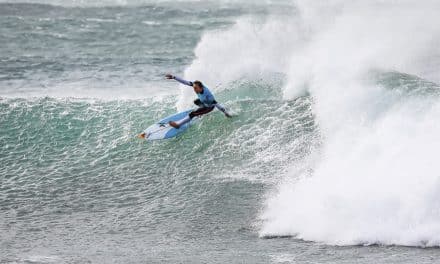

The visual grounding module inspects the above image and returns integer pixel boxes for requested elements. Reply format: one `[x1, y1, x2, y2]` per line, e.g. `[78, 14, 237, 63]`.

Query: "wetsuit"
[172, 76, 229, 126]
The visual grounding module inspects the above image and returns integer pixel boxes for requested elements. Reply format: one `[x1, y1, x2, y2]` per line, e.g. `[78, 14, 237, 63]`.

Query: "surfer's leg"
[169, 106, 214, 129]
[169, 116, 191, 128]
[168, 121, 179, 128]
[189, 106, 215, 118]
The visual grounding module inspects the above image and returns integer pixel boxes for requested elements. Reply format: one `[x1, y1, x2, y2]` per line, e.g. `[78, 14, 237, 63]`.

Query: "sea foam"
[260, 0, 440, 246]
[181, 0, 440, 246]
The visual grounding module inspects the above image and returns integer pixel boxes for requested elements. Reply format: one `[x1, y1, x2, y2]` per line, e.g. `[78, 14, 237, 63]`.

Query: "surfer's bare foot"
[169, 121, 180, 129]
[138, 133, 146, 139]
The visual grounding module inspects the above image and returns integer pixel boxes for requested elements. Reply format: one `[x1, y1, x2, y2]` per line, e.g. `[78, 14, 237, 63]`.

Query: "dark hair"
[193, 80, 203, 88]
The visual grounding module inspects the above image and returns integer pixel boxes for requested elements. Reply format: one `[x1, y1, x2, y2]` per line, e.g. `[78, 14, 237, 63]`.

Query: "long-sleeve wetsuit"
[172, 76, 229, 126]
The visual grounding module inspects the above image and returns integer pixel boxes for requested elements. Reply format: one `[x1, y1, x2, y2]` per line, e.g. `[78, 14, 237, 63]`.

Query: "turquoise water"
[2, 1, 440, 263]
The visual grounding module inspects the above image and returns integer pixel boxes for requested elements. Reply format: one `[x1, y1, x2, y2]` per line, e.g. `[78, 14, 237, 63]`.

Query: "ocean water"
[1, 0, 440, 263]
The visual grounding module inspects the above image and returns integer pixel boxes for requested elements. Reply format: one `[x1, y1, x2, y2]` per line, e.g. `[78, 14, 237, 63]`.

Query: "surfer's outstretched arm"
[165, 74, 193, 87]
[215, 103, 232, 118]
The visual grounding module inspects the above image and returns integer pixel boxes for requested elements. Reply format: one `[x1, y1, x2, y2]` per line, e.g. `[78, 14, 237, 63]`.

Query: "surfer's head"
[193, 80, 203, 93]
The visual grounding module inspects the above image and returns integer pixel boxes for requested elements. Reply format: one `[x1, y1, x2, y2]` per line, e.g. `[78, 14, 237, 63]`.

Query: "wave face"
[2, 0, 440, 262]
[0, 95, 317, 263]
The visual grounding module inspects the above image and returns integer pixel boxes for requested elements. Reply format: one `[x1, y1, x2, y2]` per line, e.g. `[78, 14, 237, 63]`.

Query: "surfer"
[137, 74, 231, 139]
[165, 74, 231, 128]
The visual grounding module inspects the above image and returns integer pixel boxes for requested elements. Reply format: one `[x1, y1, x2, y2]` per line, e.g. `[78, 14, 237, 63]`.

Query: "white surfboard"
[142, 109, 199, 141]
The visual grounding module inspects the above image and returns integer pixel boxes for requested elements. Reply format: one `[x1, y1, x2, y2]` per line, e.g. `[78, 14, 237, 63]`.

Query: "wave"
[169, 0, 440, 247]
[258, 0, 440, 246]
[0, 78, 315, 184]
[176, 14, 300, 110]
[3, 0, 440, 248]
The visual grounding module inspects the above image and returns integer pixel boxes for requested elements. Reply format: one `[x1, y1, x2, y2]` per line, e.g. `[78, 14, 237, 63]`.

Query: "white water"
[260, 0, 440, 246]
[11, 0, 440, 247]
[179, 0, 440, 246]
[177, 14, 300, 110]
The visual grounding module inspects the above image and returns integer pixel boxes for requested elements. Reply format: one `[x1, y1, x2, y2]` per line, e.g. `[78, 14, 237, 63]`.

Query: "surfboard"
[141, 109, 199, 141]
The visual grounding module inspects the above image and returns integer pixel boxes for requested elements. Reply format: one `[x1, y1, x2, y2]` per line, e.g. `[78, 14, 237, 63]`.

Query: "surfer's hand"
[225, 112, 232, 118]
[165, 74, 174, 79]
